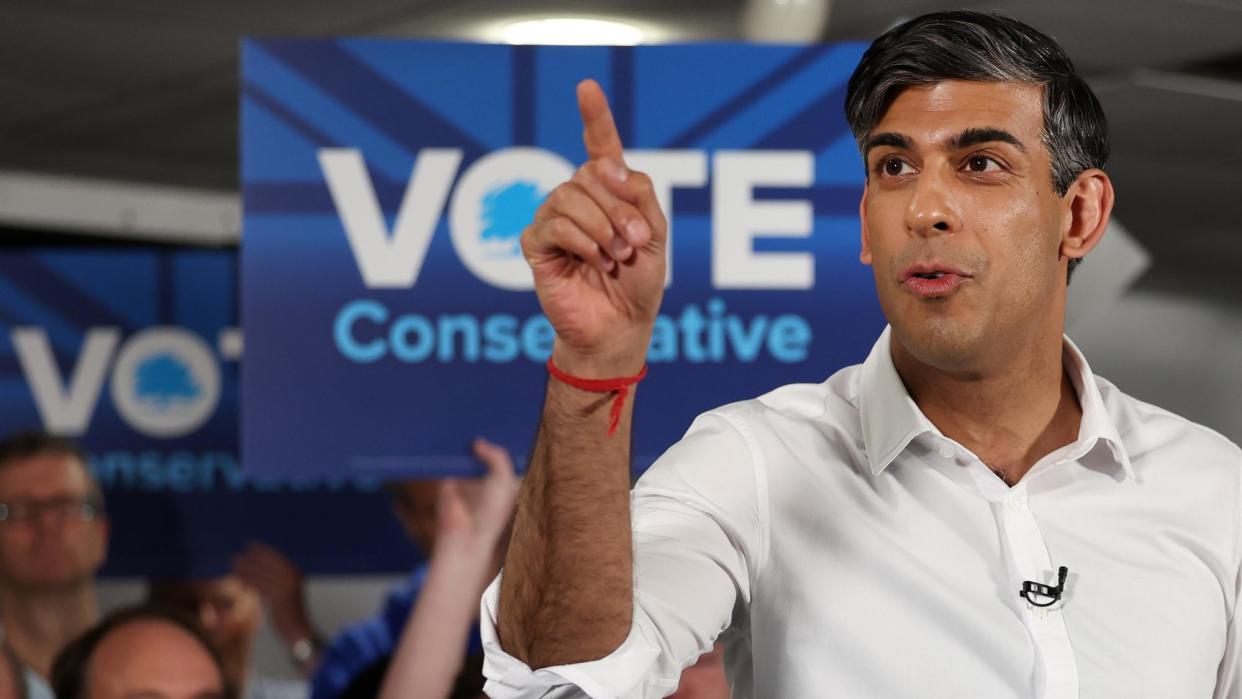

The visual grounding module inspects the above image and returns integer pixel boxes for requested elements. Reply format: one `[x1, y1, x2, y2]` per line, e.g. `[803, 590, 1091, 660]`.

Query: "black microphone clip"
[1019, 566, 1068, 608]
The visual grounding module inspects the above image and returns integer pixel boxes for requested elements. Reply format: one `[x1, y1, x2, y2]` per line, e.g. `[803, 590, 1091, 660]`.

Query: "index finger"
[577, 79, 625, 164]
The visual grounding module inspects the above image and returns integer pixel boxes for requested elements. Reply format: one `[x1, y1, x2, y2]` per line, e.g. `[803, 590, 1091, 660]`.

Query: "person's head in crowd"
[50, 605, 230, 699]
[148, 577, 262, 693]
[0, 431, 107, 594]
[0, 430, 108, 682]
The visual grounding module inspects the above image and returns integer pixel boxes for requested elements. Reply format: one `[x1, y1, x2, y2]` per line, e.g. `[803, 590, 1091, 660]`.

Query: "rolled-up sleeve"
[481, 408, 769, 698]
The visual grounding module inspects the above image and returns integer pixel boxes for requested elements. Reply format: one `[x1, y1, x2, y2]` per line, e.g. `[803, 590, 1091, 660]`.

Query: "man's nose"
[904, 167, 961, 238]
[32, 505, 68, 531]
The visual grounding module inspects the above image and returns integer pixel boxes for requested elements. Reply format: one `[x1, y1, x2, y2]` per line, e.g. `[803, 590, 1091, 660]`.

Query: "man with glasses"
[0, 431, 107, 699]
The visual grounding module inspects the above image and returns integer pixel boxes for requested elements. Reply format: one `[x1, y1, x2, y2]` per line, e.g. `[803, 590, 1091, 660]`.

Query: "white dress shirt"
[481, 327, 1241, 698]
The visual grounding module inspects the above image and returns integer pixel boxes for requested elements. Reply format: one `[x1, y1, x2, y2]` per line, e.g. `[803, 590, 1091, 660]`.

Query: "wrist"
[275, 614, 316, 646]
[433, 532, 501, 565]
[551, 340, 647, 379]
[287, 633, 324, 676]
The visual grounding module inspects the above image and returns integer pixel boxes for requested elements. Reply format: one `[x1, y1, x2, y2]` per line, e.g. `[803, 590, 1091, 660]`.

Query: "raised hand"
[434, 438, 520, 554]
[522, 79, 668, 378]
[232, 541, 318, 649]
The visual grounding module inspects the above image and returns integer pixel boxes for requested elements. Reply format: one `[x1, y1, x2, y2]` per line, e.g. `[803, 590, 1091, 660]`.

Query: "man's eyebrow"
[950, 127, 1028, 154]
[862, 132, 913, 157]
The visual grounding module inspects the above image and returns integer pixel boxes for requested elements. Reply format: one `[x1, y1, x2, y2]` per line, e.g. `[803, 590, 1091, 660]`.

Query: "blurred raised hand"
[233, 541, 319, 656]
[434, 438, 520, 555]
[378, 439, 520, 699]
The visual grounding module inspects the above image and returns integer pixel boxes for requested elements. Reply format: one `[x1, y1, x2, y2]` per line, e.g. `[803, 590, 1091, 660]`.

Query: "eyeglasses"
[0, 496, 103, 525]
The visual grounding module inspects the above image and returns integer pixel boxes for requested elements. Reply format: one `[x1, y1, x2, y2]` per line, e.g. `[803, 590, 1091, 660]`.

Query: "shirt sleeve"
[481, 408, 769, 698]
[1215, 448, 1242, 699]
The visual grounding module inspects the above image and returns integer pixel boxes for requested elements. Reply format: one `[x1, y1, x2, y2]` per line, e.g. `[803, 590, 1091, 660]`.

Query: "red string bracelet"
[546, 357, 649, 436]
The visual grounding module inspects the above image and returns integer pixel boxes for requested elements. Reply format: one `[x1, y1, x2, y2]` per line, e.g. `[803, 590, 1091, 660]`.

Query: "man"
[49, 605, 229, 699]
[482, 11, 1241, 699]
[149, 574, 305, 699]
[0, 432, 107, 699]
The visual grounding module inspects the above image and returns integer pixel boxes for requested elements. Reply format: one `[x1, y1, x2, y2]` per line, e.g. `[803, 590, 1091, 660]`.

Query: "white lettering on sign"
[319, 148, 463, 289]
[712, 151, 815, 289]
[12, 327, 119, 435]
[11, 327, 236, 439]
[320, 147, 814, 292]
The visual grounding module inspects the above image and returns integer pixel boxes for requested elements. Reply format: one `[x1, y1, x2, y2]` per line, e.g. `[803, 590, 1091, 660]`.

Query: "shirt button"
[937, 446, 955, 460]
[1005, 496, 1024, 512]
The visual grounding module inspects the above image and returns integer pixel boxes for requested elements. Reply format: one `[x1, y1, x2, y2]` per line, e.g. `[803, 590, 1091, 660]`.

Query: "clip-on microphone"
[1019, 566, 1068, 608]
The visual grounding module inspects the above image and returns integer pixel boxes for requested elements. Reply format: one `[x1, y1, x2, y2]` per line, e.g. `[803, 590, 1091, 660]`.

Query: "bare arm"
[380, 439, 519, 699]
[495, 79, 668, 670]
[497, 374, 640, 667]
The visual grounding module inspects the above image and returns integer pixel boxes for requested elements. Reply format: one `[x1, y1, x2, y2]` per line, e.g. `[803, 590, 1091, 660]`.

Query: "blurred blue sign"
[0, 249, 414, 577]
[241, 40, 886, 478]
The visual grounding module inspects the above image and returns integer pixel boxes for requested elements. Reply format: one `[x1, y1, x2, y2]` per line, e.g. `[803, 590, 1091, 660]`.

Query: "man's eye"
[882, 158, 910, 176]
[965, 155, 1001, 173]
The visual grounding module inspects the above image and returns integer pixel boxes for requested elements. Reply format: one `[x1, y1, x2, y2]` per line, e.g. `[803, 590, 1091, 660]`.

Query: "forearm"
[497, 375, 636, 668]
[380, 544, 495, 699]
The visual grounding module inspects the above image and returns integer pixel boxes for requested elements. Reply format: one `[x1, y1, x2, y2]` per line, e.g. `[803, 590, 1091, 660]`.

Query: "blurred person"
[377, 437, 518, 699]
[49, 604, 230, 699]
[485, 10, 1241, 699]
[309, 439, 515, 699]
[0, 431, 107, 699]
[233, 541, 325, 678]
[0, 646, 26, 699]
[149, 575, 305, 699]
[666, 644, 728, 699]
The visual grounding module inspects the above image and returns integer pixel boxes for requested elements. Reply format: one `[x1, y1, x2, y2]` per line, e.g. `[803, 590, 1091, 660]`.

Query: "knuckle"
[549, 216, 576, 240]
[572, 165, 595, 187]
[609, 200, 635, 226]
[545, 184, 571, 209]
[631, 171, 655, 196]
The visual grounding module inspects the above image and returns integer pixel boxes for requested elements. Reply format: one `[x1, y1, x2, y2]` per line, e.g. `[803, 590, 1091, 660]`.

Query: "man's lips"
[899, 263, 972, 298]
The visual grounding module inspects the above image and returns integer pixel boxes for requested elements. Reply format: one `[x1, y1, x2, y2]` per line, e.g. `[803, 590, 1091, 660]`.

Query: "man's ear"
[1060, 168, 1114, 262]
[859, 190, 873, 266]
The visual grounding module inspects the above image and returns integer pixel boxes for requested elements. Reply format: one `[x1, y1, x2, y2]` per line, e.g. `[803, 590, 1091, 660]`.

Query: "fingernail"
[600, 158, 628, 183]
[610, 236, 633, 260]
[625, 219, 649, 247]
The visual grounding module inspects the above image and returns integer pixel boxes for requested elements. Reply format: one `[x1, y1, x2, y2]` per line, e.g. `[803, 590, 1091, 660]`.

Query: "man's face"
[860, 80, 1072, 372]
[0, 453, 108, 591]
[87, 619, 226, 699]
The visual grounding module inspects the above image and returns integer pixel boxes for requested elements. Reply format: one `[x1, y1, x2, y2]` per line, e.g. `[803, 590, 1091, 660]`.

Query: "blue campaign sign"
[0, 249, 415, 576]
[241, 40, 887, 478]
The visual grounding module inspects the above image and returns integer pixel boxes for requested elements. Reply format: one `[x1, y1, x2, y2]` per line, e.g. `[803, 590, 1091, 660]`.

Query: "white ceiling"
[1, 0, 1240, 301]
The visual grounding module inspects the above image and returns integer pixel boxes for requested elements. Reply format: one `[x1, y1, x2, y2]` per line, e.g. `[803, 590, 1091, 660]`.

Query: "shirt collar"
[857, 326, 1135, 480]
[857, 326, 936, 476]
[1062, 334, 1136, 480]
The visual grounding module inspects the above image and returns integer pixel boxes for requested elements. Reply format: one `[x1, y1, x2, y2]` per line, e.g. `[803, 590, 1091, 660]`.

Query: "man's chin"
[891, 317, 990, 374]
[8, 565, 96, 591]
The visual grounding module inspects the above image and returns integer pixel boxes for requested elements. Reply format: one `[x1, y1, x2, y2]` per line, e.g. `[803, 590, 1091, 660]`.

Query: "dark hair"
[50, 604, 235, 699]
[0, 430, 87, 470]
[845, 11, 1109, 281]
[0, 430, 104, 512]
